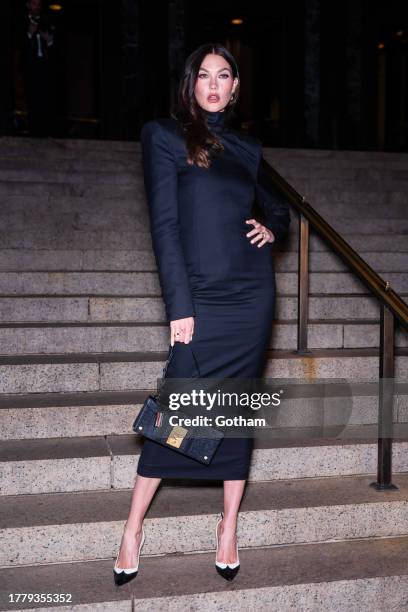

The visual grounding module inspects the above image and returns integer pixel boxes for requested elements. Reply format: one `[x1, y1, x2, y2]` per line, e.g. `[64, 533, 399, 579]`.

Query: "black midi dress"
[136, 109, 291, 480]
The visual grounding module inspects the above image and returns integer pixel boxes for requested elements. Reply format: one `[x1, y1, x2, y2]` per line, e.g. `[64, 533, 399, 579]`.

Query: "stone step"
[266, 148, 408, 161]
[0, 321, 406, 355]
[0, 271, 159, 295]
[0, 351, 407, 394]
[1, 473, 408, 563]
[0, 391, 143, 440]
[1, 535, 408, 611]
[0, 155, 140, 171]
[2, 145, 408, 169]
[12, 159, 407, 190]
[0, 271, 406, 296]
[1, 160, 408, 185]
[0, 227, 152, 250]
[0, 135, 402, 153]
[0, 294, 406, 323]
[0, 224, 406, 251]
[0, 176, 408, 209]
[0, 217, 403, 252]
[272, 167, 408, 182]
[2, 162, 408, 192]
[2, 206, 408, 237]
[0, 181, 145, 199]
[0, 209, 146, 234]
[273, 161, 408, 175]
[0, 248, 407, 273]
[1, 421, 408, 493]
[0, 168, 145, 186]
[1, 384, 407, 440]
[211, 233, 406, 254]
[0, 136, 138, 152]
[3, 192, 408, 224]
[1, 135, 407, 161]
[302, 197, 407, 216]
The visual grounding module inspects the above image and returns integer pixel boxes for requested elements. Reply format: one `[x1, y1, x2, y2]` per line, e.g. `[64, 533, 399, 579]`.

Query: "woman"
[113, 42, 291, 586]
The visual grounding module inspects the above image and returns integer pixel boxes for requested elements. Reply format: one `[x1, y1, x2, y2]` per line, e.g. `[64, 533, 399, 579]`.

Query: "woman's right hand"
[170, 316, 194, 346]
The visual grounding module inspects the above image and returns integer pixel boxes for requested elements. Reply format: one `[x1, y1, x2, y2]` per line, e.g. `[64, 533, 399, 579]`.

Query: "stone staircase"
[0, 136, 407, 611]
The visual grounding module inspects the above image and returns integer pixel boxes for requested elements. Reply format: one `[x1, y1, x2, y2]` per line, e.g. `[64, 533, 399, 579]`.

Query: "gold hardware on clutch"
[166, 426, 188, 448]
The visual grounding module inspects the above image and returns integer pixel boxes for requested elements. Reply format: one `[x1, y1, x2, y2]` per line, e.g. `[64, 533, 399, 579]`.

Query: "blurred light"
[377, 42, 385, 49]
[49, 4, 63, 10]
[231, 18, 243, 25]
[396, 30, 404, 37]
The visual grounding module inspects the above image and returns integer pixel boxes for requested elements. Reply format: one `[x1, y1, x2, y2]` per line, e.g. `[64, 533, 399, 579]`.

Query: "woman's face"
[194, 53, 238, 113]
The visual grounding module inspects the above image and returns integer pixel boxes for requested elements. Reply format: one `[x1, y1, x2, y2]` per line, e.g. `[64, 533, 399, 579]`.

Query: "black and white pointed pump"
[113, 528, 145, 586]
[215, 511, 240, 581]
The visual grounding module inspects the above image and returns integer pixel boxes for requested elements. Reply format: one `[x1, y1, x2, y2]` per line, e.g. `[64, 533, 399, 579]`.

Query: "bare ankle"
[220, 518, 237, 532]
[124, 522, 143, 537]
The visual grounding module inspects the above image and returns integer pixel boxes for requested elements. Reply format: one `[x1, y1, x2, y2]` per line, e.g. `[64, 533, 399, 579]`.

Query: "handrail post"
[370, 303, 398, 491]
[296, 213, 312, 355]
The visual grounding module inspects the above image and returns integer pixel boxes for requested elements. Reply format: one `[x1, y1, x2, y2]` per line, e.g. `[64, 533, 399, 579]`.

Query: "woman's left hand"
[245, 219, 275, 247]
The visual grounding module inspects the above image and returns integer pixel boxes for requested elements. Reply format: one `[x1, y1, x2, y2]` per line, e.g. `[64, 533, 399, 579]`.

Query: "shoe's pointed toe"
[113, 569, 138, 586]
[215, 563, 240, 581]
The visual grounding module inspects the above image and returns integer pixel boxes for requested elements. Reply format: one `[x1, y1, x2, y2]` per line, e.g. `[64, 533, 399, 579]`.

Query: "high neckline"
[203, 108, 226, 133]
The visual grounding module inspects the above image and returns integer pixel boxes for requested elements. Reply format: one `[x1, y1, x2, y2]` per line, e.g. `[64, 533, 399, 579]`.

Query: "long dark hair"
[171, 43, 240, 168]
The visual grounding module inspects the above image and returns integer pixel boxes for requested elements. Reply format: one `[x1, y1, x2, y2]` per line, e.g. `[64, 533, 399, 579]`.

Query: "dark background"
[1, 0, 408, 149]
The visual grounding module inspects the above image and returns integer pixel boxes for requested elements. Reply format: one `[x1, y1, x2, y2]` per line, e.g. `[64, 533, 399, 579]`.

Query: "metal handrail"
[262, 156, 408, 492]
[262, 159, 408, 331]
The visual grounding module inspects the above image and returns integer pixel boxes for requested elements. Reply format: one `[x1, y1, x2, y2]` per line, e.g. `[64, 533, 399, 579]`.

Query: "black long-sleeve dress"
[136, 109, 291, 480]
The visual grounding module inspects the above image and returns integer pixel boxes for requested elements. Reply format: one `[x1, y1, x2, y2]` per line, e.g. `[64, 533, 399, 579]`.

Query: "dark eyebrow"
[199, 67, 232, 73]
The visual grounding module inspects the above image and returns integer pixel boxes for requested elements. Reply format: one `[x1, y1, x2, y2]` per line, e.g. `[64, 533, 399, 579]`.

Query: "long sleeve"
[255, 152, 291, 242]
[140, 120, 195, 322]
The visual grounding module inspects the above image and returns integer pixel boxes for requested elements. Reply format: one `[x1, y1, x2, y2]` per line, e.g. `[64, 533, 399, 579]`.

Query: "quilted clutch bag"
[133, 345, 224, 465]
